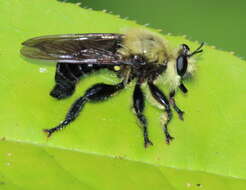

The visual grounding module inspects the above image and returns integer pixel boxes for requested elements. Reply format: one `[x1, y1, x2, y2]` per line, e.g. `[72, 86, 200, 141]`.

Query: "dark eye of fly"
[176, 43, 190, 76]
[176, 55, 188, 76]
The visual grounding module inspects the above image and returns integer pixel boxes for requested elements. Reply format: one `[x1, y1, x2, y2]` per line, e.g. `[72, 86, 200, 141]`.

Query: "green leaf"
[0, 0, 245, 189]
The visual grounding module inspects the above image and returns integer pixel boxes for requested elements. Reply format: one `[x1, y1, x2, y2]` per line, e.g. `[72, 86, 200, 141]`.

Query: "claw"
[166, 135, 175, 145]
[163, 124, 175, 144]
[178, 111, 184, 121]
[43, 129, 53, 138]
[144, 138, 153, 148]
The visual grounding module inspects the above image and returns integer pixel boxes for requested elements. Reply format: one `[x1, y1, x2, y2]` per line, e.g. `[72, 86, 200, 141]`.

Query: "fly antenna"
[188, 42, 204, 57]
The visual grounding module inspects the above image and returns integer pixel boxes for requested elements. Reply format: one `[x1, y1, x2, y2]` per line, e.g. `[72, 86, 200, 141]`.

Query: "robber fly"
[21, 29, 204, 147]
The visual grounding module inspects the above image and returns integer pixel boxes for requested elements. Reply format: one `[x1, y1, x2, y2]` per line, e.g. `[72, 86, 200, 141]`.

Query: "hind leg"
[44, 81, 125, 137]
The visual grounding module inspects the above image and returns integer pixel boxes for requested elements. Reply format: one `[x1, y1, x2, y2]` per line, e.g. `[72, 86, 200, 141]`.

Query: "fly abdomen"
[50, 63, 114, 99]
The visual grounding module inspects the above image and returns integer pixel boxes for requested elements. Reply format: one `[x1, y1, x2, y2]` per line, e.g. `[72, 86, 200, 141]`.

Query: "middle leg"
[148, 82, 174, 144]
[133, 83, 153, 148]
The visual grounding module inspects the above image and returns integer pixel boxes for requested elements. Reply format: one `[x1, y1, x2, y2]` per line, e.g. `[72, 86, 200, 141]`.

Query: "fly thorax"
[118, 29, 169, 64]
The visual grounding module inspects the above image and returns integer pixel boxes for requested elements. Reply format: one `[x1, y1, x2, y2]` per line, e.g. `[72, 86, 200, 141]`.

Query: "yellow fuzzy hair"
[117, 29, 171, 64]
[155, 47, 196, 91]
[118, 29, 196, 92]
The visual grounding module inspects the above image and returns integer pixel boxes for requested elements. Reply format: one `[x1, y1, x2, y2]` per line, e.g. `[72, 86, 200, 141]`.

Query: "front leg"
[133, 83, 153, 148]
[169, 82, 188, 120]
[179, 82, 188, 94]
[148, 82, 174, 144]
[169, 91, 184, 120]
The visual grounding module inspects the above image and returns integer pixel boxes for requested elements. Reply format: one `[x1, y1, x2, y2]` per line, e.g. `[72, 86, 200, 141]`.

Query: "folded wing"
[20, 33, 125, 65]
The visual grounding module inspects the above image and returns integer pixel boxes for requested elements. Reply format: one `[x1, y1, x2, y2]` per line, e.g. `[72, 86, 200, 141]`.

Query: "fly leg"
[133, 83, 153, 148]
[169, 82, 188, 120]
[169, 91, 184, 120]
[148, 82, 174, 144]
[44, 81, 125, 137]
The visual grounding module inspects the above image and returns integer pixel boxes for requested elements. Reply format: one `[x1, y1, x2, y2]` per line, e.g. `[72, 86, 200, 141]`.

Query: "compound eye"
[176, 55, 188, 76]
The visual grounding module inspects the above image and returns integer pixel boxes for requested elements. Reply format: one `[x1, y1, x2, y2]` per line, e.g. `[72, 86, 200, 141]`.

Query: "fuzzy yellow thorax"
[118, 29, 170, 64]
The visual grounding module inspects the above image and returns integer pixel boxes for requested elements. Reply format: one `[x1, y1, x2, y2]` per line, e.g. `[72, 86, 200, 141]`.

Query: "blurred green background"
[60, 0, 246, 58]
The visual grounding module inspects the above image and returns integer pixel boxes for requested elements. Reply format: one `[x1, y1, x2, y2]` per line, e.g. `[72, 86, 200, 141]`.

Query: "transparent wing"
[20, 33, 125, 65]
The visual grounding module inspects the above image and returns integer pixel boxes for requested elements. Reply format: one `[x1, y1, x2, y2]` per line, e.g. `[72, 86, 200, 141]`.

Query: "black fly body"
[21, 29, 204, 147]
